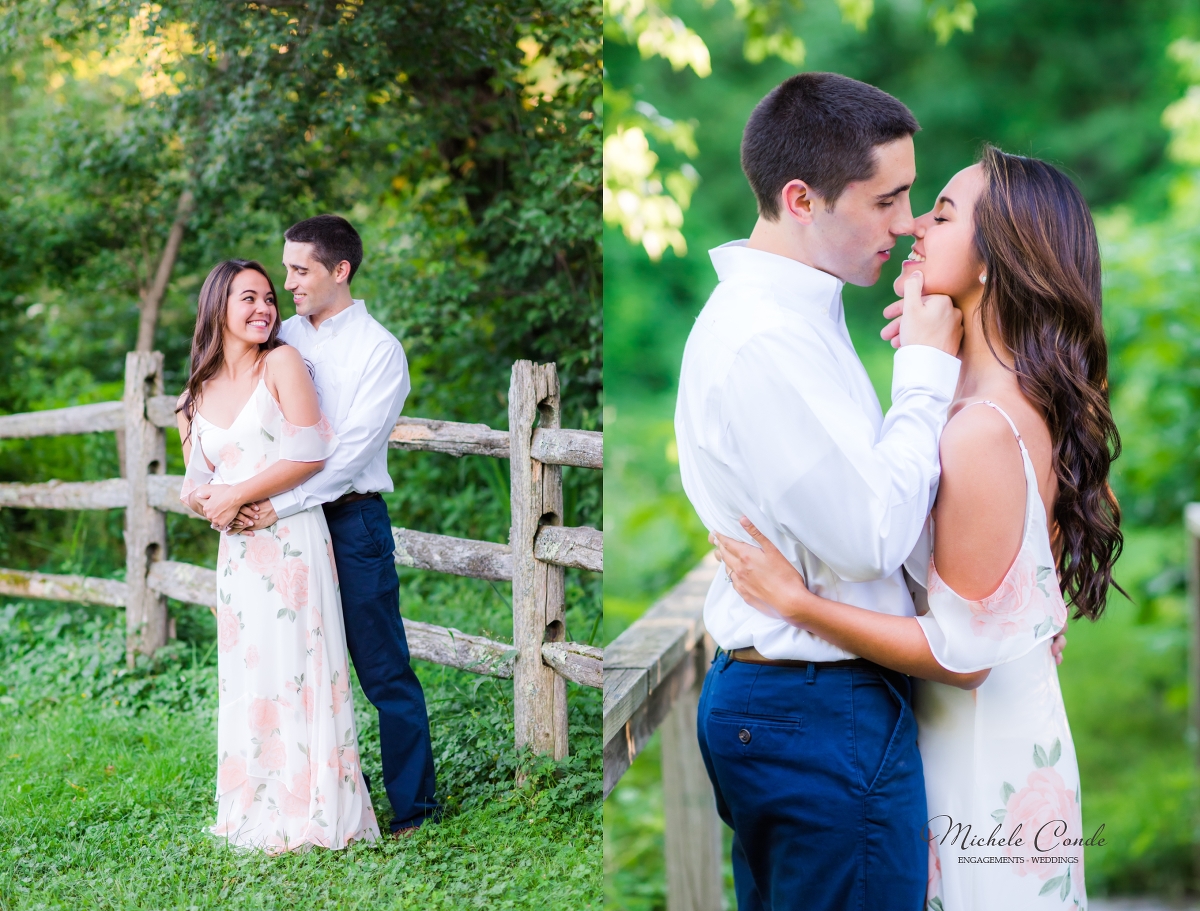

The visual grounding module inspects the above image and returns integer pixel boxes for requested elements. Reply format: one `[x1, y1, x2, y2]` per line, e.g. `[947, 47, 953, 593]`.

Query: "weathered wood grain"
[510, 361, 569, 760]
[661, 676, 723, 911]
[0, 400, 124, 439]
[147, 560, 217, 609]
[146, 394, 179, 429]
[0, 478, 129, 511]
[534, 525, 602, 573]
[404, 620, 517, 679]
[0, 567, 127, 607]
[147, 474, 206, 519]
[541, 640, 603, 689]
[388, 417, 510, 459]
[392, 528, 513, 581]
[531, 427, 602, 470]
[604, 646, 706, 799]
[603, 554, 717, 793]
[124, 353, 169, 664]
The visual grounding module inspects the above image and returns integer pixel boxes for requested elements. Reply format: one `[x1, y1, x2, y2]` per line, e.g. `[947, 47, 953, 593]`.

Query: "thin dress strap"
[957, 400, 1026, 452]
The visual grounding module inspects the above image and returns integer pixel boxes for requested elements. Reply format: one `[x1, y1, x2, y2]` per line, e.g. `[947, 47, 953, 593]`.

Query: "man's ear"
[780, 179, 820, 225]
[333, 260, 352, 284]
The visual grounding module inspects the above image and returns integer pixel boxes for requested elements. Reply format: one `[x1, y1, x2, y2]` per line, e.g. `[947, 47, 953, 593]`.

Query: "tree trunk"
[135, 189, 195, 353]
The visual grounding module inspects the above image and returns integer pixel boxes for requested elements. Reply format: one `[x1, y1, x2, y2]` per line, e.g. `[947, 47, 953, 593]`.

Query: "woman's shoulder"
[264, 343, 307, 376]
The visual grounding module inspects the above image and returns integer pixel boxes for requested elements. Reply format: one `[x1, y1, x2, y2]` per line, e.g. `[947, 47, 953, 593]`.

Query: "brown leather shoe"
[391, 826, 419, 840]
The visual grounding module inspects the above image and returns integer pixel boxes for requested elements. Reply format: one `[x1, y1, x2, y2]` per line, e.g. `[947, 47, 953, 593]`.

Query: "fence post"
[509, 360, 569, 760]
[661, 642, 723, 911]
[123, 351, 168, 666]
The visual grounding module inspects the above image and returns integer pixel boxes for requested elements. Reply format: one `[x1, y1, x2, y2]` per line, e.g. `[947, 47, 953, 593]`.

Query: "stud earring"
[980, 273, 987, 284]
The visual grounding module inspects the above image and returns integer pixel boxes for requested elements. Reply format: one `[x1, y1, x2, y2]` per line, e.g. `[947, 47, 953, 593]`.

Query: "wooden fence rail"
[0, 353, 602, 761]
[603, 553, 724, 911]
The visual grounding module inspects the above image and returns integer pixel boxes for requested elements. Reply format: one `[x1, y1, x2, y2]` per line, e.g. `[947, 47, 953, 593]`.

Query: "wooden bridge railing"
[0, 352, 602, 760]
[603, 553, 724, 911]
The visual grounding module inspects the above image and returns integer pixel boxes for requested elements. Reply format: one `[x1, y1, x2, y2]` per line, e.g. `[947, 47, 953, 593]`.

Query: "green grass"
[0, 590, 601, 910]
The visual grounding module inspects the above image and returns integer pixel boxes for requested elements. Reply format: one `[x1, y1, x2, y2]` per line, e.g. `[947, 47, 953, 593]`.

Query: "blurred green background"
[0, 2, 602, 906]
[604, 0, 1200, 906]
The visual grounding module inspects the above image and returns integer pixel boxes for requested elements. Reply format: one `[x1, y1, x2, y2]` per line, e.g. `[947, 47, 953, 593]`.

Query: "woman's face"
[224, 269, 277, 346]
[893, 163, 987, 299]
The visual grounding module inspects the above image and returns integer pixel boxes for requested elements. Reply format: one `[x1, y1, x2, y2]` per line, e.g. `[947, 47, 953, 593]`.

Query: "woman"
[177, 259, 379, 852]
[712, 147, 1121, 910]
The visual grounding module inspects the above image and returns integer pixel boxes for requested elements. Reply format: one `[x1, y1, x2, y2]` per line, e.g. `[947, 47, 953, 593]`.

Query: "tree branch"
[136, 188, 196, 352]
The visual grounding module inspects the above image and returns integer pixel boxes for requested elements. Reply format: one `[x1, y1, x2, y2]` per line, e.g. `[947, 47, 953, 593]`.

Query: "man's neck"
[306, 294, 356, 331]
[746, 216, 820, 270]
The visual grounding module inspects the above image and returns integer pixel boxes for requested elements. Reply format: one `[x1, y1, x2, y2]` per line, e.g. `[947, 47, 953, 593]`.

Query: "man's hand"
[230, 499, 277, 535]
[880, 271, 963, 356]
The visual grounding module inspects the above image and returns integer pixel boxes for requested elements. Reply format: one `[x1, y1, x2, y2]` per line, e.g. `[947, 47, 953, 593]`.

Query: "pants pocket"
[853, 671, 911, 794]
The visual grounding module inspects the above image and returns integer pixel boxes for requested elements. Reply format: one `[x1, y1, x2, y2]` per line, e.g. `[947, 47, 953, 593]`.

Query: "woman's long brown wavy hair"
[973, 145, 1123, 620]
[177, 260, 283, 443]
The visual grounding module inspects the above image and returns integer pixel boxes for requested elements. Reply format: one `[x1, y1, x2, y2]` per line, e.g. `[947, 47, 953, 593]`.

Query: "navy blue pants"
[696, 652, 927, 911]
[323, 494, 440, 831]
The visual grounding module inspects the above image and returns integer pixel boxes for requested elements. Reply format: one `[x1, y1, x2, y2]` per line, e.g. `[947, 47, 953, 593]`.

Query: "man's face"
[282, 240, 342, 318]
[808, 135, 917, 287]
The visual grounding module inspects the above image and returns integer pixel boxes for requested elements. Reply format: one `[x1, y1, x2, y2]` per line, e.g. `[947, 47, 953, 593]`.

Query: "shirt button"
[738, 728, 751, 744]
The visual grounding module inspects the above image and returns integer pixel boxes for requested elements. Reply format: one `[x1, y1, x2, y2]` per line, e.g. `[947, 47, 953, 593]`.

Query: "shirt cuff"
[891, 345, 961, 402]
[269, 488, 303, 520]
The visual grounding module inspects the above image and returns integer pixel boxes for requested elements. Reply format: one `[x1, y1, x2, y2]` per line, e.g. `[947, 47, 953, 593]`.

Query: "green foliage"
[0, 598, 601, 909]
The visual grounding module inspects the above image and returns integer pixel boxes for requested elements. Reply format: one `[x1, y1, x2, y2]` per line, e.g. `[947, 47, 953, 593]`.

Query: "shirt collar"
[709, 240, 844, 320]
[302, 299, 366, 336]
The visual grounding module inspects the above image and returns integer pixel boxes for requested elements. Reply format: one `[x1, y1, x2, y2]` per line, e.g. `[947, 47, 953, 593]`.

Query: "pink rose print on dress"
[330, 670, 350, 716]
[219, 442, 243, 468]
[248, 697, 281, 735]
[1003, 744, 1081, 881]
[281, 765, 311, 818]
[257, 735, 288, 771]
[244, 645, 260, 670]
[180, 477, 198, 502]
[278, 526, 291, 539]
[218, 535, 230, 566]
[301, 685, 315, 724]
[217, 754, 248, 794]
[252, 456, 269, 473]
[272, 558, 310, 618]
[245, 532, 283, 577]
[329, 745, 360, 788]
[315, 415, 335, 443]
[282, 420, 302, 437]
[326, 538, 339, 585]
[217, 606, 241, 653]
[926, 836, 943, 909]
[968, 549, 1040, 640]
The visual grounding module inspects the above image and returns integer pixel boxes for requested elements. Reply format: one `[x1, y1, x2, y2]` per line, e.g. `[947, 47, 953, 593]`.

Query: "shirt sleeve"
[721, 333, 960, 583]
[269, 340, 410, 518]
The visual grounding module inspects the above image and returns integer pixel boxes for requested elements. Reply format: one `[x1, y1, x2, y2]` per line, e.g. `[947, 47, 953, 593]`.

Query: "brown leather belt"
[728, 646, 877, 670]
[326, 490, 381, 508]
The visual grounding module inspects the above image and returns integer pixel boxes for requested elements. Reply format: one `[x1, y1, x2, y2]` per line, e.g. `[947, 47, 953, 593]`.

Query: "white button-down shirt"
[269, 299, 410, 519]
[675, 241, 961, 661]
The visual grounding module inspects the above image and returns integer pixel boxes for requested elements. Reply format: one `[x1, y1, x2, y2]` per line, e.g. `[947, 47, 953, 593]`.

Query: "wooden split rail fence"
[603, 554, 725, 911]
[0, 352, 602, 759]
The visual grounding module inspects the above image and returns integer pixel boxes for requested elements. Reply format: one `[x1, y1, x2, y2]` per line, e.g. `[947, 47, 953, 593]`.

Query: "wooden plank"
[142, 557, 522, 678]
[123, 353, 169, 664]
[147, 560, 217, 608]
[0, 478, 129, 510]
[604, 646, 704, 799]
[603, 666, 648, 745]
[534, 525, 602, 573]
[392, 528, 513, 581]
[541, 640, 603, 689]
[0, 567, 127, 607]
[532, 427, 602, 470]
[388, 417, 510, 459]
[146, 394, 178, 429]
[661, 675, 723, 911]
[0, 400, 124, 439]
[147, 474, 205, 519]
[510, 361, 569, 760]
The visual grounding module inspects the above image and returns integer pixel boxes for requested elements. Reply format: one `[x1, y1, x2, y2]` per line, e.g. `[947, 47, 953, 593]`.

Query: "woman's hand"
[711, 517, 812, 624]
[201, 484, 247, 532]
[186, 483, 214, 517]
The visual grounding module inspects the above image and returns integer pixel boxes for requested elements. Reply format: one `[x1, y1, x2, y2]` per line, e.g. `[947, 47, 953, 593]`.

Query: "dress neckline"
[196, 377, 265, 432]
[928, 400, 1041, 604]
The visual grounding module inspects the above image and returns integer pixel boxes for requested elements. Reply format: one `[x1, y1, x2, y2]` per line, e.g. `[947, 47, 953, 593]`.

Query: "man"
[235, 214, 440, 834]
[674, 73, 961, 909]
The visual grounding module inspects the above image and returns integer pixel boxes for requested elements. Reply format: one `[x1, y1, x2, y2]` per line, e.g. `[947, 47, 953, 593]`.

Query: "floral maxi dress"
[905, 401, 1085, 910]
[181, 378, 380, 852]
